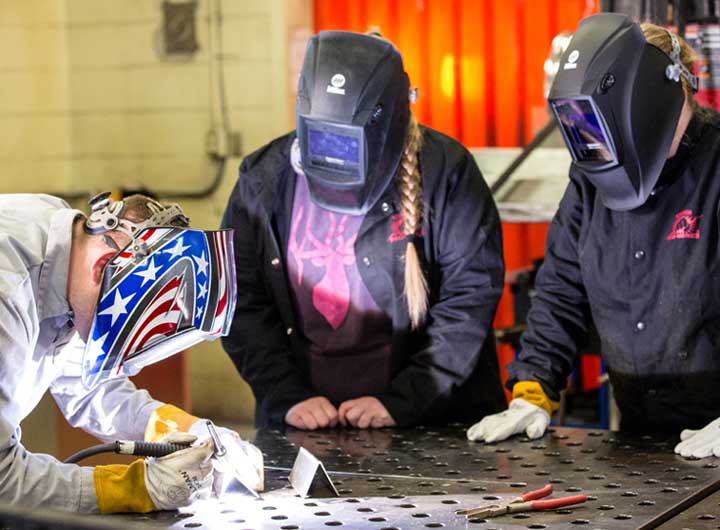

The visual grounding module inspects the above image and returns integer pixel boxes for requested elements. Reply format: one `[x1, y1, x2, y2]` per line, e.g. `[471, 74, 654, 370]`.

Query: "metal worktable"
[654, 488, 720, 530]
[1, 425, 719, 529]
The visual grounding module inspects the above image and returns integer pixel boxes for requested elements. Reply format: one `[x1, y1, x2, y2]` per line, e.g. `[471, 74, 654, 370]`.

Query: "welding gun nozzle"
[206, 420, 227, 458]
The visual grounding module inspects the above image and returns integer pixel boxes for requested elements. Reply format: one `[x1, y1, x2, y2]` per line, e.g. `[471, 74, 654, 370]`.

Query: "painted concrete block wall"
[63, 0, 291, 196]
[62, 0, 297, 423]
[3, 0, 313, 429]
[1, 0, 69, 454]
[0, 0, 71, 193]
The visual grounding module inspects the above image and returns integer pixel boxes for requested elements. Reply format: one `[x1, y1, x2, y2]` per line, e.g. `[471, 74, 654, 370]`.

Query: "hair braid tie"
[398, 115, 428, 329]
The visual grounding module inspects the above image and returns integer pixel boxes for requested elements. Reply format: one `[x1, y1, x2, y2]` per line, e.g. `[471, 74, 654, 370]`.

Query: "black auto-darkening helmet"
[548, 13, 697, 211]
[296, 31, 410, 215]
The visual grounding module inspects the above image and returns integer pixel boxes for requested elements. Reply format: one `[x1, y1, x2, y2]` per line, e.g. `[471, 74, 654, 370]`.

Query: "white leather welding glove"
[674, 416, 720, 458]
[189, 421, 264, 495]
[144, 432, 215, 510]
[467, 398, 550, 443]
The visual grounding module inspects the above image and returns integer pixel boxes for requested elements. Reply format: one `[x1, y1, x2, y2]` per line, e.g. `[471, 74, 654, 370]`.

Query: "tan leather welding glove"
[145, 404, 200, 443]
[94, 432, 214, 514]
[512, 381, 559, 416]
[467, 382, 558, 443]
[94, 460, 156, 514]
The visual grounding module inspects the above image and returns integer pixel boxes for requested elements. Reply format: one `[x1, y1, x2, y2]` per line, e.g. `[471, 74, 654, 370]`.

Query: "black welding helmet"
[548, 13, 697, 211]
[296, 31, 410, 215]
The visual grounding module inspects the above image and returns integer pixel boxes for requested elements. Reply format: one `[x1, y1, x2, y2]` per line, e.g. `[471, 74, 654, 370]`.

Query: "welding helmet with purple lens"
[81, 193, 236, 389]
[548, 13, 697, 211]
[296, 31, 411, 215]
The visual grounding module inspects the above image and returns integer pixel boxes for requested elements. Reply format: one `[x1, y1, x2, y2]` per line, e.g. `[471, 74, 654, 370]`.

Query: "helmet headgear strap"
[84, 192, 188, 258]
[664, 30, 699, 92]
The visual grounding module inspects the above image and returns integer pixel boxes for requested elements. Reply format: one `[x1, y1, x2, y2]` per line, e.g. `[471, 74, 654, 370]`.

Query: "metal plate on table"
[653, 488, 720, 530]
[106, 425, 720, 530]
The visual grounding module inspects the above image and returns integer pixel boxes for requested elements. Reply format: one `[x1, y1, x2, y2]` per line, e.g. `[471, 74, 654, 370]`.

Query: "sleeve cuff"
[134, 400, 165, 441]
[511, 381, 559, 416]
[506, 364, 563, 402]
[375, 392, 418, 428]
[263, 386, 316, 426]
[79, 465, 100, 514]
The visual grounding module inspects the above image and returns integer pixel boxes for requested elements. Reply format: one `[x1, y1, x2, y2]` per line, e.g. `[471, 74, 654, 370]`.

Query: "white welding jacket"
[0, 194, 164, 512]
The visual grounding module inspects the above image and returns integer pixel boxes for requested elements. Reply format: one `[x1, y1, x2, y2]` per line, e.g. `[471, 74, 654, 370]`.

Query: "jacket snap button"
[271, 257, 280, 268]
[636, 321, 645, 331]
[286, 327, 293, 335]
[634, 250, 645, 260]
[381, 202, 390, 213]
[363, 256, 372, 266]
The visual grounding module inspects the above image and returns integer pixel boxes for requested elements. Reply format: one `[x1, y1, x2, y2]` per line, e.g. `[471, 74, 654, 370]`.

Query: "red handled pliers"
[455, 484, 587, 519]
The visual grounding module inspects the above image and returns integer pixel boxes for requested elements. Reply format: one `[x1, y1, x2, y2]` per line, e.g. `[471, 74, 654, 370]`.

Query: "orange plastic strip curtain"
[313, 0, 597, 145]
[313, 0, 598, 398]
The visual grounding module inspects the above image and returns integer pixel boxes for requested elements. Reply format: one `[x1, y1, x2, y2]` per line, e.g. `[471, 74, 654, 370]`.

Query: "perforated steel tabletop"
[109, 424, 720, 530]
[1, 425, 718, 529]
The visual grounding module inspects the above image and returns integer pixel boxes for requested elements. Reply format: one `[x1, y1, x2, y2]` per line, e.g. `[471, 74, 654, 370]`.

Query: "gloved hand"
[144, 432, 215, 510]
[467, 398, 550, 443]
[94, 432, 214, 513]
[674, 416, 720, 458]
[189, 421, 264, 494]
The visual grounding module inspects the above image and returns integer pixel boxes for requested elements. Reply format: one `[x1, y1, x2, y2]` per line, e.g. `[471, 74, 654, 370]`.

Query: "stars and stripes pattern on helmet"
[82, 227, 236, 389]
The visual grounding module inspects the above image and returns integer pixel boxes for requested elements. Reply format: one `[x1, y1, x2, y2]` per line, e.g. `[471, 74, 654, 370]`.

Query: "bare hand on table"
[338, 396, 396, 429]
[285, 396, 338, 430]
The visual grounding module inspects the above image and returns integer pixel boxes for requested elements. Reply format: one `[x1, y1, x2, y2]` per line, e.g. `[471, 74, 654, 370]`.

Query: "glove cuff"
[94, 460, 156, 514]
[512, 381, 559, 417]
[145, 404, 200, 443]
[188, 418, 211, 438]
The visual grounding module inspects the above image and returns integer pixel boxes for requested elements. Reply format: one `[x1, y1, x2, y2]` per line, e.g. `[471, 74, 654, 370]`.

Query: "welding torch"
[204, 420, 262, 498]
[62, 422, 231, 465]
[64, 439, 192, 464]
[64, 421, 262, 498]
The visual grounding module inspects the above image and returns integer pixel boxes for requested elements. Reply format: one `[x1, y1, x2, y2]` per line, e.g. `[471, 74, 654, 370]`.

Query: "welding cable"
[63, 440, 192, 464]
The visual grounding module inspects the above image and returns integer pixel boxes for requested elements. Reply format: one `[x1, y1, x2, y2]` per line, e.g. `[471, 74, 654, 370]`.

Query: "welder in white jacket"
[0, 193, 262, 514]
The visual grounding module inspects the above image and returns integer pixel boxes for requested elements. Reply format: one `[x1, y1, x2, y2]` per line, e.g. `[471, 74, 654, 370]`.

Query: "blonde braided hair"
[362, 29, 427, 326]
[398, 114, 427, 329]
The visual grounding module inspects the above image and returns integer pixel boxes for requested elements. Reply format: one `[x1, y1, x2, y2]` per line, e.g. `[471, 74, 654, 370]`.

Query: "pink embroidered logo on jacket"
[289, 207, 357, 330]
[666, 209, 702, 240]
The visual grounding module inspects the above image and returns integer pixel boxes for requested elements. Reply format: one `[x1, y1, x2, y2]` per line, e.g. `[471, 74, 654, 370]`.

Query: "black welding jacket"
[508, 113, 720, 432]
[221, 126, 507, 428]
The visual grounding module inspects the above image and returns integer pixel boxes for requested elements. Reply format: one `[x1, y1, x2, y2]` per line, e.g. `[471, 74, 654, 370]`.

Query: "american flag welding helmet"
[82, 226, 236, 389]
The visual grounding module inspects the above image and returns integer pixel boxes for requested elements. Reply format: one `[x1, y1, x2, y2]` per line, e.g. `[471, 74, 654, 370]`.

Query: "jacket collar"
[271, 135, 298, 248]
[38, 208, 82, 322]
[653, 112, 704, 193]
